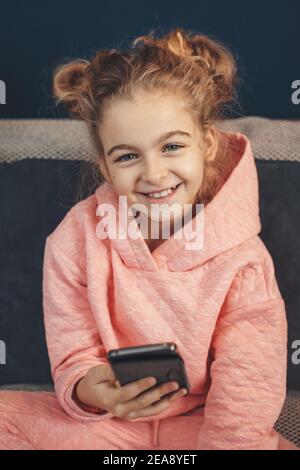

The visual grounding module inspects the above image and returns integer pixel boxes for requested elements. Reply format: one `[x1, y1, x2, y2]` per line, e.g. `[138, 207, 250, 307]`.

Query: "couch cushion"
[0, 383, 54, 392]
[275, 390, 300, 449]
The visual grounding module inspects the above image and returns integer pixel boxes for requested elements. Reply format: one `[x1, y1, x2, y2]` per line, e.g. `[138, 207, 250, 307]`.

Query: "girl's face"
[98, 89, 217, 230]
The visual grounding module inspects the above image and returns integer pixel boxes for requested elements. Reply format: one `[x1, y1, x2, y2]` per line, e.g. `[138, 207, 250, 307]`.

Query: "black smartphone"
[107, 342, 190, 395]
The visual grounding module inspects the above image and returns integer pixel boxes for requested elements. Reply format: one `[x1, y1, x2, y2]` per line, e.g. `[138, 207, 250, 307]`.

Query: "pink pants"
[0, 390, 298, 450]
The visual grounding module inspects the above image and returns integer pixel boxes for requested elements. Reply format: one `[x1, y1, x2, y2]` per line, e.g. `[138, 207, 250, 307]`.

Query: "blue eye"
[164, 143, 184, 152]
[115, 143, 184, 163]
[116, 153, 137, 163]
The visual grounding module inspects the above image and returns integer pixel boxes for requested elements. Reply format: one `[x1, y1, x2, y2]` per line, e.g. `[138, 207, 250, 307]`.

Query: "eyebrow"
[106, 130, 192, 157]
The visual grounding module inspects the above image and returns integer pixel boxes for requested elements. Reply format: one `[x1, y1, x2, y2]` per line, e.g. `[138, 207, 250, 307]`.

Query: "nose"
[141, 157, 169, 185]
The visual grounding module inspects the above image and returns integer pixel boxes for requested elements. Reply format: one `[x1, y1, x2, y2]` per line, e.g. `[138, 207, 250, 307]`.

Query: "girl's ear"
[203, 125, 218, 163]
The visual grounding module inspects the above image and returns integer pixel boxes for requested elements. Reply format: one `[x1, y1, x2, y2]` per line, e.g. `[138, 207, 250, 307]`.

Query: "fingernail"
[182, 389, 188, 396]
[148, 377, 157, 386]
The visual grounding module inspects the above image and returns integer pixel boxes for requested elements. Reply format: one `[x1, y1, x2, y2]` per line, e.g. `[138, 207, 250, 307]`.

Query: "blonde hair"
[53, 27, 240, 204]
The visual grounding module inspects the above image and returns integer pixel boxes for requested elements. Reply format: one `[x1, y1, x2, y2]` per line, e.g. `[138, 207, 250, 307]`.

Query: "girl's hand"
[75, 363, 188, 420]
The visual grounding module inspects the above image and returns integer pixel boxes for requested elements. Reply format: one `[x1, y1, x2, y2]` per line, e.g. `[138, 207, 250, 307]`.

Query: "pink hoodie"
[42, 131, 288, 450]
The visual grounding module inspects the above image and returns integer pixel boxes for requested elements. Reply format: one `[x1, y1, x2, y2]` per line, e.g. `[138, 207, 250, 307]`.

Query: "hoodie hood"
[95, 131, 261, 272]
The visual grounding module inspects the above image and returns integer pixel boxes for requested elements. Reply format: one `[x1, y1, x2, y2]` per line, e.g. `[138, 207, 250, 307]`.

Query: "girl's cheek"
[111, 176, 134, 195]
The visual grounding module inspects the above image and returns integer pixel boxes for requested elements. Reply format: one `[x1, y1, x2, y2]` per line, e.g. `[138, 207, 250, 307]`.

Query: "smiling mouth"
[138, 182, 183, 201]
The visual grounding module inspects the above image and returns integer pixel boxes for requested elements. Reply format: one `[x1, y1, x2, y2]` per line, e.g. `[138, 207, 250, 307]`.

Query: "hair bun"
[167, 29, 237, 120]
[52, 59, 90, 117]
[165, 29, 236, 98]
[187, 33, 236, 91]
[133, 28, 237, 113]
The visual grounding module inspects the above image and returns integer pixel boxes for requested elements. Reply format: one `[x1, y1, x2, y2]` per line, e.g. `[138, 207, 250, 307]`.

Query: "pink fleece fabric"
[0, 131, 298, 450]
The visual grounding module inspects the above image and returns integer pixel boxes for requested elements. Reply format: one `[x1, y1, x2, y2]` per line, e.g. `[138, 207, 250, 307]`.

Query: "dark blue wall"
[0, 0, 299, 119]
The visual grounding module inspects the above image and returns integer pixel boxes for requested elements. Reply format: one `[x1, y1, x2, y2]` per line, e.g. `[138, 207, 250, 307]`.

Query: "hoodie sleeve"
[196, 257, 288, 450]
[42, 235, 114, 422]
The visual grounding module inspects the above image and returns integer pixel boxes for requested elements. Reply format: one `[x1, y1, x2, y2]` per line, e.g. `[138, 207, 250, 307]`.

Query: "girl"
[0, 28, 298, 450]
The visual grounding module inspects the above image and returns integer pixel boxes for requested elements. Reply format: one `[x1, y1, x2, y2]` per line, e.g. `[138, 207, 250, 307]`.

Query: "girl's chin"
[130, 202, 185, 220]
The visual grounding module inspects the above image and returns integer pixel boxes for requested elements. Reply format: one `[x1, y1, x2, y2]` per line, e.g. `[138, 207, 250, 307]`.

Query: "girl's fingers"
[127, 380, 179, 411]
[118, 376, 158, 403]
[126, 388, 187, 420]
[169, 388, 188, 402]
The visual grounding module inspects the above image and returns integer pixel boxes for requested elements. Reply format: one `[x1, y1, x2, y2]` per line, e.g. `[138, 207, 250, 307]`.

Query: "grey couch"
[0, 117, 299, 448]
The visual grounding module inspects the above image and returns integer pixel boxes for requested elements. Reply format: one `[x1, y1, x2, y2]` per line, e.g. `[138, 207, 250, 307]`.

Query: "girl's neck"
[143, 202, 201, 253]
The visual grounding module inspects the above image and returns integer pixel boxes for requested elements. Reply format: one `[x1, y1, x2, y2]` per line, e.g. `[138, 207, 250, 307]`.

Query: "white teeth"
[145, 184, 179, 198]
